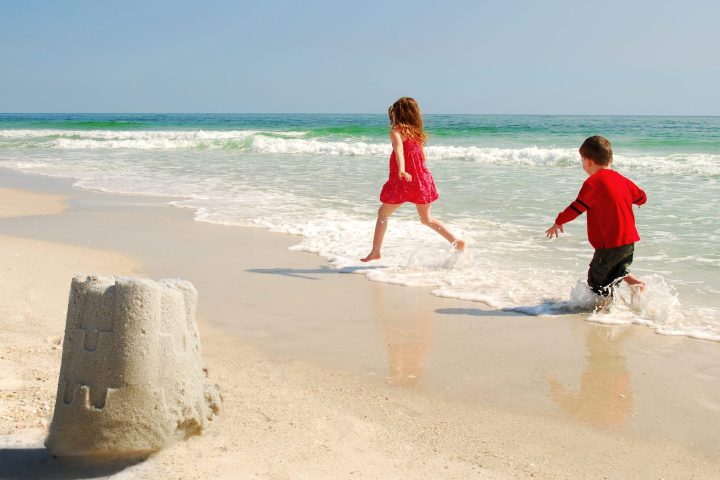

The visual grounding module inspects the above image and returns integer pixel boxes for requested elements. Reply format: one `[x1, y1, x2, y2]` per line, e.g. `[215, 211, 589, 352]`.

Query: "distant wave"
[247, 135, 388, 156]
[0, 129, 300, 150]
[1, 129, 719, 176]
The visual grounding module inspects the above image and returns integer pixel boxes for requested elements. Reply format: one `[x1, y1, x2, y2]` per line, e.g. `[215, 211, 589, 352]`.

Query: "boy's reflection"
[548, 325, 634, 428]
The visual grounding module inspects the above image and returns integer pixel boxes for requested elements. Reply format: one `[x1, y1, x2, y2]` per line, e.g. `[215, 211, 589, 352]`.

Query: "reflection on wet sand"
[548, 325, 635, 428]
[371, 284, 433, 386]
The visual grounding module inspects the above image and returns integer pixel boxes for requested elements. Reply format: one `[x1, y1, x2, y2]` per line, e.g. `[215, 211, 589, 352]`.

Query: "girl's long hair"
[388, 97, 427, 144]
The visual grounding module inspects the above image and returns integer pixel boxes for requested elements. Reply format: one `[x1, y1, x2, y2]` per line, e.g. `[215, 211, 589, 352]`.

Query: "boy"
[545, 135, 646, 299]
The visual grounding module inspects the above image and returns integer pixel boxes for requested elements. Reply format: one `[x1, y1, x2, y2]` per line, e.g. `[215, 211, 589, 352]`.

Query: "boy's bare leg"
[623, 273, 645, 291]
[624, 274, 646, 310]
[361, 203, 402, 262]
[415, 204, 465, 251]
[593, 295, 612, 311]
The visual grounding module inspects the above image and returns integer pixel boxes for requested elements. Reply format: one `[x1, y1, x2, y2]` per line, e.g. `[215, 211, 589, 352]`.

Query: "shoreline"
[1, 168, 719, 479]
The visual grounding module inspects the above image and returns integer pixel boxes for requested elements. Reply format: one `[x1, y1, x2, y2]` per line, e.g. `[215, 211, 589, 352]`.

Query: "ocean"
[1, 113, 718, 341]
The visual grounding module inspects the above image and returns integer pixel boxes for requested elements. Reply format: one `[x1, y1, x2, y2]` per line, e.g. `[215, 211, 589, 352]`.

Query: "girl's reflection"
[371, 284, 432, 386]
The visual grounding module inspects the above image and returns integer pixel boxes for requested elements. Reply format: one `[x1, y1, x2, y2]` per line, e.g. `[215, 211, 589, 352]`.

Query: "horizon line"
[1, 112, 719, 118]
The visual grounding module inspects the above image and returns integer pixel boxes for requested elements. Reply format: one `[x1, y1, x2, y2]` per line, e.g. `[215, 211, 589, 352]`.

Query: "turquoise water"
[1, 113, 718, 340]
[2, 113, 719, 152]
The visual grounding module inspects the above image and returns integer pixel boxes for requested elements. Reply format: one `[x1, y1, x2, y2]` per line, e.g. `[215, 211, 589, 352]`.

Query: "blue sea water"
[1, 113, 718, 341]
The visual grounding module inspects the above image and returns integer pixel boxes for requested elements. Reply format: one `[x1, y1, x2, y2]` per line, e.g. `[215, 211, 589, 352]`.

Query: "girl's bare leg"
[361, 203, 402, 262]
[416, 204, 465, 250]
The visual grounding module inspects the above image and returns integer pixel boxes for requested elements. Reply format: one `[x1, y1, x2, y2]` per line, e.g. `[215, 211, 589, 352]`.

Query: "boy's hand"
[545, 223, 564, 239]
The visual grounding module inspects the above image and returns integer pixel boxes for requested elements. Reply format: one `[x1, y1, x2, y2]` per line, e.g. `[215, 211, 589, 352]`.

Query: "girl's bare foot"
[452, 239, 466, 251]
[361, 252, 381, 262]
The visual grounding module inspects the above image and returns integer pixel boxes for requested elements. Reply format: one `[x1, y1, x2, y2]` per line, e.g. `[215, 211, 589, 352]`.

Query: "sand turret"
[46, 275, 221, 458]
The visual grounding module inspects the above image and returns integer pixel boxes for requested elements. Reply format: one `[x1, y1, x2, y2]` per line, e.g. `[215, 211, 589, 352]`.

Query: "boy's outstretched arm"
[550, 183, 592, 237]
[545, 223, 564, 239]
[547, 184, 591, 239]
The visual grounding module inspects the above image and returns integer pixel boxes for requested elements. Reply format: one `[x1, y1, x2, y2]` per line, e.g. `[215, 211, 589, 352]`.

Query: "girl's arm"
[390, 129, 412, 182]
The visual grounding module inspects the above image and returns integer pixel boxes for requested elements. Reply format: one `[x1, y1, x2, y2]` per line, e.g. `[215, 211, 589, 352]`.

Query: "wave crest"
[1, 128, 719, 176]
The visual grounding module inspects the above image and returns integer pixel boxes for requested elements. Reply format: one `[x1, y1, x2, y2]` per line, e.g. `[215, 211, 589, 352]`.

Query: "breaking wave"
[1, 129, 719, 176]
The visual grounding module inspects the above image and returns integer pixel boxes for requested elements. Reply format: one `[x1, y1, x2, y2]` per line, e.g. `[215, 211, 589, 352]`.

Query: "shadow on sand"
[437, 299, 593, 318]
[0, 448, 145, 480]
[247, 265, 384, 280]
[435, 307, 529, 317]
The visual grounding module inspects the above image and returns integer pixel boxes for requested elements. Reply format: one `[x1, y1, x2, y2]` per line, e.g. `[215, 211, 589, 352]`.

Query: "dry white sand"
[1, 172, 719, 479]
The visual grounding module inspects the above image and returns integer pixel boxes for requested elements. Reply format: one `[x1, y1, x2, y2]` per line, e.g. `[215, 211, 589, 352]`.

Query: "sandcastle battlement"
[46, 275, 220, 458]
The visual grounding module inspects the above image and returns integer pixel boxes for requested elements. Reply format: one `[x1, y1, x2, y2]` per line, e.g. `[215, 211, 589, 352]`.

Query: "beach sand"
[0, 168, 718, 479]
[0, 188, 67, 219]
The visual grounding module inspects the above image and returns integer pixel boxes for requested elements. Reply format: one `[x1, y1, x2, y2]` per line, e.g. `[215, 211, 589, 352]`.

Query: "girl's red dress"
[379, 138, 439, 204]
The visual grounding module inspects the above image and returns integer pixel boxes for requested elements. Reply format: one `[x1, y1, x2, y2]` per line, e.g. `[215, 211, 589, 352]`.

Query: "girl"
[361, 97, 465, 262]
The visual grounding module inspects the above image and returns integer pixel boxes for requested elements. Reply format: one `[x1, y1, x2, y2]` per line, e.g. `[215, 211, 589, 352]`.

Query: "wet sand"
[0, 168, 718, 479]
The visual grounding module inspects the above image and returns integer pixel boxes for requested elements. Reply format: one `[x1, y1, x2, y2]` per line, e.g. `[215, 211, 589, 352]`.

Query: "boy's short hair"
[580, 136, 613, 166]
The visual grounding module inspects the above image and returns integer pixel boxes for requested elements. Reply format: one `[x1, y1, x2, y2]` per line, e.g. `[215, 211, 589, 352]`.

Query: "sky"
[1, 0, 718, 115]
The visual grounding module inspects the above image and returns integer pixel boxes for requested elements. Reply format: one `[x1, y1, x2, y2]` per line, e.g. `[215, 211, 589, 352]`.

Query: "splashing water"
[506, 274, 713, 341]
[587, 275, 687, 331]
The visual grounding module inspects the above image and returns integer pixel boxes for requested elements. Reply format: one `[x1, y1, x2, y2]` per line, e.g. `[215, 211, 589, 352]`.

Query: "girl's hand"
[399, 171, 412, 182]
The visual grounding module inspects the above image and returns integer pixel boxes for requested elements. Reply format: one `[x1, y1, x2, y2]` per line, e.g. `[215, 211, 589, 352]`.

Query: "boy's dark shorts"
[587, 243, 635, 297]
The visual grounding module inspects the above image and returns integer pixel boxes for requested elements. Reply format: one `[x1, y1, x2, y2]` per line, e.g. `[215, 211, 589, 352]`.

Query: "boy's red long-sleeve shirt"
[555, 168, 647, 249]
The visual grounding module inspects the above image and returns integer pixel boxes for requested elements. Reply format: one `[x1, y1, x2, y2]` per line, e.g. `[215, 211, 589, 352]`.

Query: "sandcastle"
[46, 275, 221, 458]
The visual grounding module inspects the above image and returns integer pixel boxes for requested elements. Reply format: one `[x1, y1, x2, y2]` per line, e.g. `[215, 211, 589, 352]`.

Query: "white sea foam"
[0, 129, 299, 150]
[249, 135, 389, 156]
[584, 277, 720, 341]
[3, 128, 718, 176]
[426, 145, 577, 164]
[613, 153, 720, 177]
